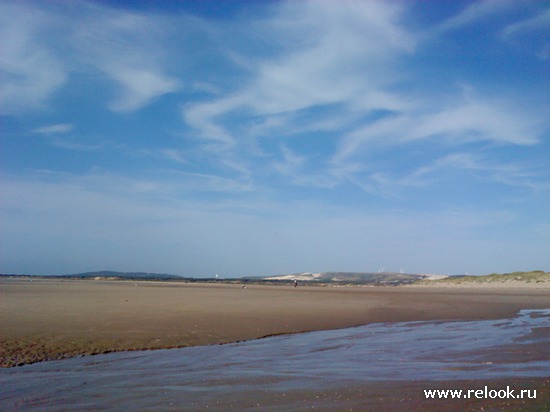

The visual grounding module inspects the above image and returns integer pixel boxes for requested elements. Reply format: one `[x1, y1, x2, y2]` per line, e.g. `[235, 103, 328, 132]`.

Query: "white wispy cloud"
[434, 0, 518, 33]
[32, 123, 74, 135]
[402, 153, 513, 187]
[72, 5, 182, 112]
[1, 0, 549, 277]
[106, 66, 180, 112]
[409, 97, 542, 146]
[182, 1, 415, 143]
[501, 7, 550, 37]
[167, 170, 253, 194]
[4, 0, 546, 198]
[31, 123, 108, 151]
[432, 1, 549, 61]
[0, 2, 67, 114]
[161, 149, 188, 165]
[179, 0, 422, 192]
[501, 7, 550, 60]
[270, 145, 336, 188]
[182, 96, 243, 148]
[50, 138, 104, 152]
[180, 0, 547, 199]
[334, 91, 543, 166]
[273, 145, 306, 177]
[0, 1, 181, 114]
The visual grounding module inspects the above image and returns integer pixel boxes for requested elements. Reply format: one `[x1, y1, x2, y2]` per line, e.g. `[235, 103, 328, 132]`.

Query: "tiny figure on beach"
[294, 280, 298, 288]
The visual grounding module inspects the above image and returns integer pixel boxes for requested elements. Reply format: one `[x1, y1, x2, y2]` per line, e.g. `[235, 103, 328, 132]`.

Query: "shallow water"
[1, 309, 549, 410]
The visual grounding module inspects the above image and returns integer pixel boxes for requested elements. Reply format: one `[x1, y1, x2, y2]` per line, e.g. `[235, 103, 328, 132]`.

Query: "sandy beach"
[1, 278, 550, 411]
[1, 278, 549, 367]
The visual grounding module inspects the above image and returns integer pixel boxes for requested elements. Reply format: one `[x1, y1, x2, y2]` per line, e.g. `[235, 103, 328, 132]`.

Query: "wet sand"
[2, 307, 549, 411]
[1, 278, 549, 367]
[178, 378, 550, 411]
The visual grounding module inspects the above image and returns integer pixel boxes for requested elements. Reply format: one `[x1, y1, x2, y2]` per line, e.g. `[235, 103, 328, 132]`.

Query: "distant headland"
[1, 269, 548, 287]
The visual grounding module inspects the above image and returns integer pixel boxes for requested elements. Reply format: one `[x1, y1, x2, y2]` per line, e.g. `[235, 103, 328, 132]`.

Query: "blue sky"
[1, 0, 549, 277]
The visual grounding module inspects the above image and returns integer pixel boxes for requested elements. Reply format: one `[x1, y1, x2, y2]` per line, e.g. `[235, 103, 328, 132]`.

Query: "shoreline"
[1, 278, 549, 367]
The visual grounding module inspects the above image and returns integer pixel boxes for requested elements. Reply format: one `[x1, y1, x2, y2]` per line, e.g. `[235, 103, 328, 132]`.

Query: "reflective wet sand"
[1, 310, 549, 411]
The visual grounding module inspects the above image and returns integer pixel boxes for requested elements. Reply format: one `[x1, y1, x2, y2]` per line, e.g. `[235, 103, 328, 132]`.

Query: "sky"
[1, 0, 549, 277]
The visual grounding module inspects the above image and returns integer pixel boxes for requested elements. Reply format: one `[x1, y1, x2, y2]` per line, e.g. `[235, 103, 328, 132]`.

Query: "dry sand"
[1, 278, 549, 367]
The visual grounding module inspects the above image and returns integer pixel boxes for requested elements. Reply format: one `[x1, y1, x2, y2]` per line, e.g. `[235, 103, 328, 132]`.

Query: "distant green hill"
[416, 270, 549, 285]
[0, 271, 187, 281]
[3, 270, 547, 286]
[60, 271, 186, 281]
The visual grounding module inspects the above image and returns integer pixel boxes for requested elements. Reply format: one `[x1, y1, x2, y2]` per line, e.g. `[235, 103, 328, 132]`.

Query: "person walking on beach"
[294, 280, 298, 288]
